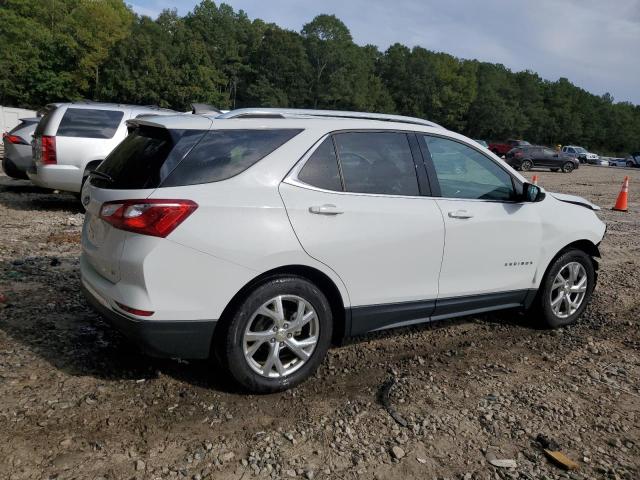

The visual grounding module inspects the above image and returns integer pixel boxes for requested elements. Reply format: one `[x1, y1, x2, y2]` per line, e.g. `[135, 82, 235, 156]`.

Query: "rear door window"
[56, 108, 124, 139]
[162, 129, 302, 187]
[298, 137, 343, 191]
[332, 132, 420, 196]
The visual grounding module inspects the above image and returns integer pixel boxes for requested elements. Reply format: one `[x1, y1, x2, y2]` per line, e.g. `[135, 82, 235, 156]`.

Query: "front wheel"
[217, 276, 333, 393]
[562, 162, 575, 173]
[530, 249, 596, 328]
[521, 159, 533, 171]
[627, 161, 635, 168]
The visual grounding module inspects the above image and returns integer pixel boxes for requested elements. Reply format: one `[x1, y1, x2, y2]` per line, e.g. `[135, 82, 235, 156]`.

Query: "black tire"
[1, 157, 28, 180]
[562, 162, 574, 173]
[217, 275, 333, 393]
[550, 168, 560, 172]
[627, 161, 634, 168]
[521, 159, 533, 171]
[529, 249, 596, 328]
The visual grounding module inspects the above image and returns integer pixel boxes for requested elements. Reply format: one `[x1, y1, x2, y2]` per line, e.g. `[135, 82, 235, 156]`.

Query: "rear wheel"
[562, 162, 574, 173]
[530, 249, 595, 328]
[627, 161, 634, 168]
[520, 159, 533, 171]
[218, 276, 333, 393]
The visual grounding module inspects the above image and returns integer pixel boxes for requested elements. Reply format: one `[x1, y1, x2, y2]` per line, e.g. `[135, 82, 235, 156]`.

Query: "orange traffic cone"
[612, 176, 629, 212]
[532, 175, 539, 185]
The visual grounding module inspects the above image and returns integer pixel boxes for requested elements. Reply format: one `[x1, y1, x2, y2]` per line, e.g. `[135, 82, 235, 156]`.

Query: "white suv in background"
[561, 145, 601, 164]
[29, 102, 177, 193]
[80, 108, 606, 393]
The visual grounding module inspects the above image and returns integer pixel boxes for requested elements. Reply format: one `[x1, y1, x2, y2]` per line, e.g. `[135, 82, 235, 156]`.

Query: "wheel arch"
[215, 264, 349, 348]
[526, 239, 601, 309]
[544, 239, 600, 276]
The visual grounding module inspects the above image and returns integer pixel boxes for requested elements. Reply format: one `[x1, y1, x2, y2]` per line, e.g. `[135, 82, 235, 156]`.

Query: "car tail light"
[2, 133, 29, 145]
[99, 199, 198, 238]
[115, 301, 154, 317]
[40, 135, 57, 164]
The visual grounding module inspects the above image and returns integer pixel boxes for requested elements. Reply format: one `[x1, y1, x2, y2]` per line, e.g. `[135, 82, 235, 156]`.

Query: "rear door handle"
[309, 204, 343, 215]
[448, 209, 474, 219]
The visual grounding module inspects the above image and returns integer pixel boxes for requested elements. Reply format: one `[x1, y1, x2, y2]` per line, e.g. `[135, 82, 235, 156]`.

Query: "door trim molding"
[349, 289, 533, 336]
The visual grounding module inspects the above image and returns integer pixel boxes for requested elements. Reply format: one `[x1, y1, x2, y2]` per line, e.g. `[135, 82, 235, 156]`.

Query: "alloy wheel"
[549, 262, 587, 319]
[243, 295, 319, 378]
[521, 160, 532, 171]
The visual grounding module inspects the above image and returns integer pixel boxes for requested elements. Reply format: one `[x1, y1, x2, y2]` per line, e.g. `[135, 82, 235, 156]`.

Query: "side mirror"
[522, 182, 546, 202]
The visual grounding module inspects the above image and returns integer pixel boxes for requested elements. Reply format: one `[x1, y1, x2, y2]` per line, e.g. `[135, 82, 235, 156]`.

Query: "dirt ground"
[1, 166, 639, 480]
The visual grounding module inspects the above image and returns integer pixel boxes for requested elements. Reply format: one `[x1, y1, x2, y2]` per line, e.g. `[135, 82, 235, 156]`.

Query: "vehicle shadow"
[0, 180, 83, 213]
[0, 256, 238, 393]
[0, 254, 543, 393]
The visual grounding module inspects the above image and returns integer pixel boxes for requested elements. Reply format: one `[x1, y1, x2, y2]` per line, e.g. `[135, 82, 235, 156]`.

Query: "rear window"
[56, 108, 124, 139]
[161, 129, 302, 187]
[34, 106, 58, 136]
[92, 126, 205, 190]
[92, 127, 302, 190]
[8, 119, 37, 135]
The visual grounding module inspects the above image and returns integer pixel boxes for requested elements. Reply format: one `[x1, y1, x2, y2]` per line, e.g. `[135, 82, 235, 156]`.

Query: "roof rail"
[216, 108, 443, 128]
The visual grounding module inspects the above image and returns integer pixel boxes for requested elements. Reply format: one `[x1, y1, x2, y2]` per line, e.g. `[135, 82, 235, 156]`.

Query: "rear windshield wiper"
[88, 170, 114, 183]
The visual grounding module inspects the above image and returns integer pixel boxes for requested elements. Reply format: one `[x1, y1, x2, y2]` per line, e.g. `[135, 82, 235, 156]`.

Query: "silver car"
[2, 117, 39, 179]
[29, 102, 177, 193]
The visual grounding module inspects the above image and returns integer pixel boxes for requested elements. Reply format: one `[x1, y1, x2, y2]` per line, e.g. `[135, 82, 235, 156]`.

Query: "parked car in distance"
[28, 102, 177, 194]
[489, 139, 530, 157]
[81, 108, 605, 393]
[561, 145, 601, 164]
[624, 152, 640, 168]
[474, 139, 489, 148]
[2, 117, 39, 179]
[506, 145, 580, 173]
[606, 157, 629, 167]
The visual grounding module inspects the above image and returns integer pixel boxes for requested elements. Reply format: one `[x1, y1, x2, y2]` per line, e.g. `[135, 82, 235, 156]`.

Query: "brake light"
[3, 133, 29, 145]
[99, 199, 198, 238]
[40, 135, 57, 164]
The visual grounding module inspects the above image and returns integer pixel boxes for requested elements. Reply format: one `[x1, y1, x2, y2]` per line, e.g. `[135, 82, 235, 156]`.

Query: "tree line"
[1, 0, 638, 155]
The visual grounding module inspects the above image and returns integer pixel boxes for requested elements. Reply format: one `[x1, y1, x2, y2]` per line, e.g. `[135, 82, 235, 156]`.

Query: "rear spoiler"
[125, 117, 169, 133]
[191, 103, 222, 115]
[125, 114, 213, 133]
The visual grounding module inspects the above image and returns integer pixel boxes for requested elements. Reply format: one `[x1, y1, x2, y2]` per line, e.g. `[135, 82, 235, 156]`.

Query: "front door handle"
[448, 209, 473, 219]
[309, 204, 343, 215]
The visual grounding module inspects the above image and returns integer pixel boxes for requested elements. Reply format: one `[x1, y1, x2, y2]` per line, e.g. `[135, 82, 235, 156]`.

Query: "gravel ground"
[0, 166, 638, 480]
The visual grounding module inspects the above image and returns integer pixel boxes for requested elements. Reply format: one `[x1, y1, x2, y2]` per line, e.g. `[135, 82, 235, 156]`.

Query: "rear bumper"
[27, 163, 82, 192]
[81, 281, 217, 360]
[3, 143, 33, 171]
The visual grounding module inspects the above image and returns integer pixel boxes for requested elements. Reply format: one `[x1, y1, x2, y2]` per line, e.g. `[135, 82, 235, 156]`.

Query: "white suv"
[80, 108, 606, 393]
[29, 102, 177, 193]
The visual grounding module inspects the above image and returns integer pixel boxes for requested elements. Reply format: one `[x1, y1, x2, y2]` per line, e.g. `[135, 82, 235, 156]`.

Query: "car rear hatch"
[81, 117, 211, 284]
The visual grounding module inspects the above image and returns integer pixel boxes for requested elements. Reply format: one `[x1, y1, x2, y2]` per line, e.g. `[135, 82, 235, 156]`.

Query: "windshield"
[574, 147, 587, 153]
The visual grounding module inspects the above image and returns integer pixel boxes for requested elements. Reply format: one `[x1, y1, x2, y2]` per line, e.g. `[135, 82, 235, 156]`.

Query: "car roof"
[46, 102, 176, 114]
[129, 108, 447, 135]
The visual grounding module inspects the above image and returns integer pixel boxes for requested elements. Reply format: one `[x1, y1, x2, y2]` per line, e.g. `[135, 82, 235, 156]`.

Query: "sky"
[129, 0, 640, 105]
